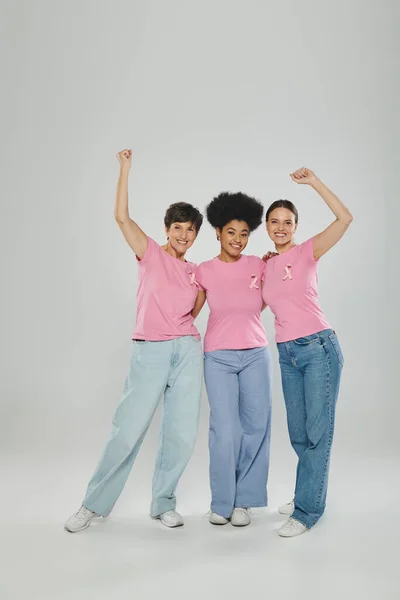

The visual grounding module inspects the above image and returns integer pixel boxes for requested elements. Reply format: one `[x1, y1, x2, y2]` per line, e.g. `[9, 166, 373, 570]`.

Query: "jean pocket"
[133, 339, 149, 344]
[293, 335, 320, 346]
[328, 333, 344, 366]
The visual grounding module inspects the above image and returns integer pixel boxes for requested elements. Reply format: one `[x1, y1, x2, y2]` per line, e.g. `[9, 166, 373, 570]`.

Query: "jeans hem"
[83, 501, 109, 518]
[150, 503, 177, 518]
[292, 510, 316, 529]
[235, 502, 268, 509]
[211, 506, 234, 519]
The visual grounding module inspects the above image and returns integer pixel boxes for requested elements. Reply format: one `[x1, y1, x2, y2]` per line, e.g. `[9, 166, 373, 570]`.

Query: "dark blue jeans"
[277, 329, 343, 528]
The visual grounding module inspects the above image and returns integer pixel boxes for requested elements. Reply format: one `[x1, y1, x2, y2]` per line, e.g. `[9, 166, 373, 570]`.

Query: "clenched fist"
[290, 167, 317, 185]
[117, 148, 132, 169]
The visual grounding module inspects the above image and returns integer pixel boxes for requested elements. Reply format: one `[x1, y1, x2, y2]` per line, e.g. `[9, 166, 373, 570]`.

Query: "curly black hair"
[206, 192, 264, 232]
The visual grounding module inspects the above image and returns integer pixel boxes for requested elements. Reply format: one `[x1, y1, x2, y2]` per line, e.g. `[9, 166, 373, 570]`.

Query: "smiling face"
[266, 207, 297, 247]
[217, 219, 249, 260]
[165, 221, 197, 255]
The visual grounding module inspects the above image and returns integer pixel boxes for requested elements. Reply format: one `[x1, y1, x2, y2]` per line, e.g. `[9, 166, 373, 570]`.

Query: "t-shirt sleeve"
[261, 260, 267, 282]
[251, 256, 266, 281]
[136, 236, 158, 265]
[195, 263, 206, 291]
[301, 238, 318, 263]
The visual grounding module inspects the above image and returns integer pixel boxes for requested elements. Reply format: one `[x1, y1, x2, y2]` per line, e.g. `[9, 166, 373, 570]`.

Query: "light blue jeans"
[83, 336, 203, 518]
[204, 347, 272, 518]
[277, 329, 344, 529]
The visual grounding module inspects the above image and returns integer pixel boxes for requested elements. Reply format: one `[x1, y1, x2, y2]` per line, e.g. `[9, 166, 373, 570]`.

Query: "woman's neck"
[162, 243, 186, 261]
[218, 248, 242, 263]
[275, 241, 296, 255]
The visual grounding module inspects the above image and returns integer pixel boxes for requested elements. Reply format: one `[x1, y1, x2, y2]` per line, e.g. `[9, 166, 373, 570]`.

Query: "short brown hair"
[164, 202, 203, 233]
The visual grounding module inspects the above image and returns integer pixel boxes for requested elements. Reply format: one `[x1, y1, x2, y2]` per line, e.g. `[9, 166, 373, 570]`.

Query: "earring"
[217, 236, 220, 241]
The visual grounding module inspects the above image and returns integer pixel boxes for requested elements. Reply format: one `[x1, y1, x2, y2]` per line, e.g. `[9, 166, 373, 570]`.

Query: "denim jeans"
[204, 347, 272, 518]
[277, 329, 343, 529]
[83, 336, 203, 518]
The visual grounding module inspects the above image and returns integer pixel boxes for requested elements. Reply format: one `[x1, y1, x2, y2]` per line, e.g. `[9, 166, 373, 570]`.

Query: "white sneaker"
[278, 517, 307, 537]
[279, 500, 295, 515]
[64, 505, 99, 533]
[209, 512, 230, 525]
[156, 510, 184, 528]
[231, 508, 251, 527]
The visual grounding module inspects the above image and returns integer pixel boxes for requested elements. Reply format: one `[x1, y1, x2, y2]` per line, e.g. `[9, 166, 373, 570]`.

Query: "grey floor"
[1, 454, 398, 600]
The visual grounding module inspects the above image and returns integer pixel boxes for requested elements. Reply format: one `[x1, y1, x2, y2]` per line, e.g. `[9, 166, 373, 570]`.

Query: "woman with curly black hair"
[192, 192, 272, 527]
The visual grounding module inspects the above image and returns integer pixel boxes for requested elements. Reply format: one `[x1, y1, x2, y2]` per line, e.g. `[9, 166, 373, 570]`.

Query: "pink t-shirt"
[196, 255, 268, 352]
[262, 238, 331, 343]
[132, 237, 200, 341]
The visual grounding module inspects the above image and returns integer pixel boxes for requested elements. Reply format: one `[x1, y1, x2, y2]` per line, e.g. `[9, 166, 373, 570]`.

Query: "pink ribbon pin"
[189, 272, 198, 286]
[249, 274, 259, 289]
[282, 264, 293, 281]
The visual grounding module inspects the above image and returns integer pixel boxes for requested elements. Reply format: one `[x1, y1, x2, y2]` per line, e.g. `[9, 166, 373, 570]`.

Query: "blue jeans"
[83, 336, 203, 518]
[204, 347, 272, 518]
[277, 329, 344, 529]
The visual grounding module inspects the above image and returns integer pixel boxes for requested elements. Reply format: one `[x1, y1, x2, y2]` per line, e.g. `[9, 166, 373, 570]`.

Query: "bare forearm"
[113, 151, 148, 258]
[311, 178, 353, 225]
[114, 166, 130, 223]
[289, 167, 353, 259]
[192, 291, 206, 318]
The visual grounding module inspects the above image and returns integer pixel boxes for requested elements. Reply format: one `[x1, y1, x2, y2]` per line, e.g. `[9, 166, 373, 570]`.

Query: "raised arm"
[192, 290, 207, 319]
[114, 149, 148, 260]
[290, 168, 353, 260]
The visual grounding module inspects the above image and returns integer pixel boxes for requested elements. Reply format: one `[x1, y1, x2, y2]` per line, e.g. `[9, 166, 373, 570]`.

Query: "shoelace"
[74, 506, 93, 519]
[234, 508, 250, 514]
[286, 517, 302, 529]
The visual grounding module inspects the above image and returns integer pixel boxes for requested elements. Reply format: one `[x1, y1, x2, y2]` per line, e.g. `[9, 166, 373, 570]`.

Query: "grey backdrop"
[0, 0, 398, 574]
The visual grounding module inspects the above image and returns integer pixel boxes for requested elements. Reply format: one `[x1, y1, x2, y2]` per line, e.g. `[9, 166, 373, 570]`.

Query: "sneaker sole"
[155, 517, 184, 528]
[278, 529, 307, 538]
[231, 521, 250, 527]
[209, 519, 230, 526]
[64, 520, 93, 533]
